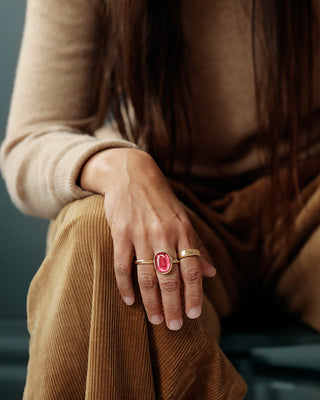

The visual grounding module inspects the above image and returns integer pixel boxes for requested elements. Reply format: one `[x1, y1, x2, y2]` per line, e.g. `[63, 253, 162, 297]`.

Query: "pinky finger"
[199, 256, 217, 277]
[197, 240, 216, 277]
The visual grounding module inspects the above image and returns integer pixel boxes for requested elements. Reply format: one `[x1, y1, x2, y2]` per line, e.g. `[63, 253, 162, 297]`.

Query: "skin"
[80, 148, 216, 331]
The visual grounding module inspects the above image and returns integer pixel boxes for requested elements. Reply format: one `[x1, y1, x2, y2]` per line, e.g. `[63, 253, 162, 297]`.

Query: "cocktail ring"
[135, 251, 179, 275]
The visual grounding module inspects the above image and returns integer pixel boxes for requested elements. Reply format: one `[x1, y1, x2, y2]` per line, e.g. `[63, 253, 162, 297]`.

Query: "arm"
[0, 0, 217, 329]
[0, 0, 137, 219]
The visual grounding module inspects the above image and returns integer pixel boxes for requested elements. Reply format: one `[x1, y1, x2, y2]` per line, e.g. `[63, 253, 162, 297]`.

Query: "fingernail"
[188, 307, 201, 319]
[168, 319, 183, 331]
[150, 315, 163, 325]
[123, 296, 134, 306]
[208, 266, 217, 277]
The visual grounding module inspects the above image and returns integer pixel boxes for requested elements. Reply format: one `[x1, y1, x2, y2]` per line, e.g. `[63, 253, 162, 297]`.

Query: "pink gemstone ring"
[135, 251, 179, 274]
[153, 251, 179, 275]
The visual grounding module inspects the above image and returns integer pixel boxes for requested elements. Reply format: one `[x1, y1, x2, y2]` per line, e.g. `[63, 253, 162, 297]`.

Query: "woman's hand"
[80, 148, 216, 330]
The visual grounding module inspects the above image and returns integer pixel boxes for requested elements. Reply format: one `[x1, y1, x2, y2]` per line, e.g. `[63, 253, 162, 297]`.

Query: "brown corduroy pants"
[23, 159, 320, 400]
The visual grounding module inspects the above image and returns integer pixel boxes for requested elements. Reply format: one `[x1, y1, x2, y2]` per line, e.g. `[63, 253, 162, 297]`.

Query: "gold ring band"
[135, 260, 153, 265]
[135, 259, 180, 265]
[177, 249, 200, 259]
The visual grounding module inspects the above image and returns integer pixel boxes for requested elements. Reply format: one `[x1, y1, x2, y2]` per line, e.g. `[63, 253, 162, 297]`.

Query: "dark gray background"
[0, 2, 319, 399]
[0, 0, 48, 321]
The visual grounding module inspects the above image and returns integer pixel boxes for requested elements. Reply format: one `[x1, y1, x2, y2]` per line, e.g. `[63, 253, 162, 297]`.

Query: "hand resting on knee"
[80, 148, 216, 331]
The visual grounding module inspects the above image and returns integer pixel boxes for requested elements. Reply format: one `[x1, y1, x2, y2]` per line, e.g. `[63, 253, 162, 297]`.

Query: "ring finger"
[153, 247, 183, 331]
[136, 246, 183, 330]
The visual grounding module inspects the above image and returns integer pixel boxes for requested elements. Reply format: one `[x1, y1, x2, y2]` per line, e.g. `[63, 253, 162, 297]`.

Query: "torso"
[176, 0, 320, 179]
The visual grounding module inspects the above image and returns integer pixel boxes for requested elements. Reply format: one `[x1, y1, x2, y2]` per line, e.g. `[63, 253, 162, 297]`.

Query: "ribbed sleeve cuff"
[54, 136, 138, 204]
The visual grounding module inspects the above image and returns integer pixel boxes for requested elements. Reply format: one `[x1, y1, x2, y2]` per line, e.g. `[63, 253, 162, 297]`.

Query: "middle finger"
[154, 248, 183, 331]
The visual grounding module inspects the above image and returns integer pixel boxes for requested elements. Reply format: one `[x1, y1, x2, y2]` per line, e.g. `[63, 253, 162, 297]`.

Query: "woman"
[1, 0, 320, 398]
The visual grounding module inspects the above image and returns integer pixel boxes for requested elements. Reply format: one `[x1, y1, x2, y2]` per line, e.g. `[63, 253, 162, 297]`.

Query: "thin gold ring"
[135, 260, 153, 265]
[135, 259, 180, 265]
[177, 249, 200, 259]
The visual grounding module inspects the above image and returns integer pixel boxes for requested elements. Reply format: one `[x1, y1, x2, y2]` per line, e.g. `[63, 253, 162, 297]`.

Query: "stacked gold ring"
[177, 249, 200, 259]
[135, 259, 180, 265]
[135, 251, 179, 275]
[135, 249, 200, 265]
[135, 248, 200, 275]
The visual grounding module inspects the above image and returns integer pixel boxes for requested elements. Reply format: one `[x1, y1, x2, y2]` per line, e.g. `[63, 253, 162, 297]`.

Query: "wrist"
[79, 148, 151, 195]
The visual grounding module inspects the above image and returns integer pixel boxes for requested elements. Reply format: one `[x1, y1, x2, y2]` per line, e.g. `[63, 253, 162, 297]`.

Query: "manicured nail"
[123, 296, 134, 306]
[188, 307, 201, 319]
[150, 315, 164, 325]
[168, 319, 183, 331]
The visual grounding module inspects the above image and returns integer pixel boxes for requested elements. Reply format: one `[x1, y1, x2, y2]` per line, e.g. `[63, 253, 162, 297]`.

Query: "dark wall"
[0, 0, 48, 320]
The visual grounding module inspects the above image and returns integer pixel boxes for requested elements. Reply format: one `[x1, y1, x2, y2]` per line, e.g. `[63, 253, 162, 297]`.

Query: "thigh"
[261, 161, 320, 331]
[25, 194, 247, 400]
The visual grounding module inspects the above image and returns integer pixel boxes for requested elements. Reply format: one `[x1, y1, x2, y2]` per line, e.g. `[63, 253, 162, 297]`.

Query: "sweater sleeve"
[0, 0, 138, 219]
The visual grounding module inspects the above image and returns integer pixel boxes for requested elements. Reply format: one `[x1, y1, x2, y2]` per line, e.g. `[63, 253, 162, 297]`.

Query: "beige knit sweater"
[1, 0, 320, 219]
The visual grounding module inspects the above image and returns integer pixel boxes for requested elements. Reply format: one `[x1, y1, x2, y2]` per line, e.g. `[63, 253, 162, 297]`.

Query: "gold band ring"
[178, 249, 201, 259]
[135, 260, 153, 265]
[135, 259, 180, 265]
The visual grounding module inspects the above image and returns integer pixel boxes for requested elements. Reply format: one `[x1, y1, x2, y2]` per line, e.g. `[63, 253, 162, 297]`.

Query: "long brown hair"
[96, 0, 192, 174]
[96, 0, 315, 208]
[251, 0, 315, 220]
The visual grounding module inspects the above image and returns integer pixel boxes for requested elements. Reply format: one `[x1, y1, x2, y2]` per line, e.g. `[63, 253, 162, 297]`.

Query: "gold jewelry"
[135, 251, 179, 275]
[135, 257, 179, 265]
[154, 251, 179, 274]
[135, 260, 154, 265]
[178, 249, 200, 259]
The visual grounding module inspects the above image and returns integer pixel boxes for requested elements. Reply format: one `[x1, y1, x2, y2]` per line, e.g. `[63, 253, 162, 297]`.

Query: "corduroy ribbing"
[23, 194, 247, 399]
[23, 157, 320, 399]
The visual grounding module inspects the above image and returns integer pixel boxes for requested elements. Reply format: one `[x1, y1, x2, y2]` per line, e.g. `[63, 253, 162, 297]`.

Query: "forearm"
[0, 128, 137, 219]
[0, 0, 139, 219]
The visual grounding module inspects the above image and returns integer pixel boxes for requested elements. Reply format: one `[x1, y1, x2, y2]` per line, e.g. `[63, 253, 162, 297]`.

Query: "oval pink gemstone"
[154, 252, 172, 274]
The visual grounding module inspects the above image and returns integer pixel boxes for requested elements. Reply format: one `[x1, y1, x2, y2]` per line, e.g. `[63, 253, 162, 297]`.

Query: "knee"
[48, 194, 111, 252]
[42, 194, 115, 291]
[28, 195, 114, 326]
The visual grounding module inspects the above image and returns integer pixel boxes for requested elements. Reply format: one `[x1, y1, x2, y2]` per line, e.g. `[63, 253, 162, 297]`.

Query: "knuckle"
[178, 221, 194, 241]
[181, 218, 192, 231]
[160, 279, 180, 293]
[113, 222, 129, 238]
[145, 302, 160, 314]
[150, 220, 169, 239]
[187, 291, 202, 302]
[139, 274, 158, 290]
[114, 262, 130, 277]
[119, 286, 132, 296]
[133, 227, 148, 242]
[183, 267, 201, 283]
[165, 305, 181, 315]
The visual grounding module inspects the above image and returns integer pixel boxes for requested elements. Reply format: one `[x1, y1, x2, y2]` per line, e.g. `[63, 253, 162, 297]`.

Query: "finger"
[113, 237, 135, 306]
[199, 256, 217, 277]
[178, 241, 203, 320]
[192, 232, 216, 277]
[136, 246, 164, 325]
[155, 248, 183, 331]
